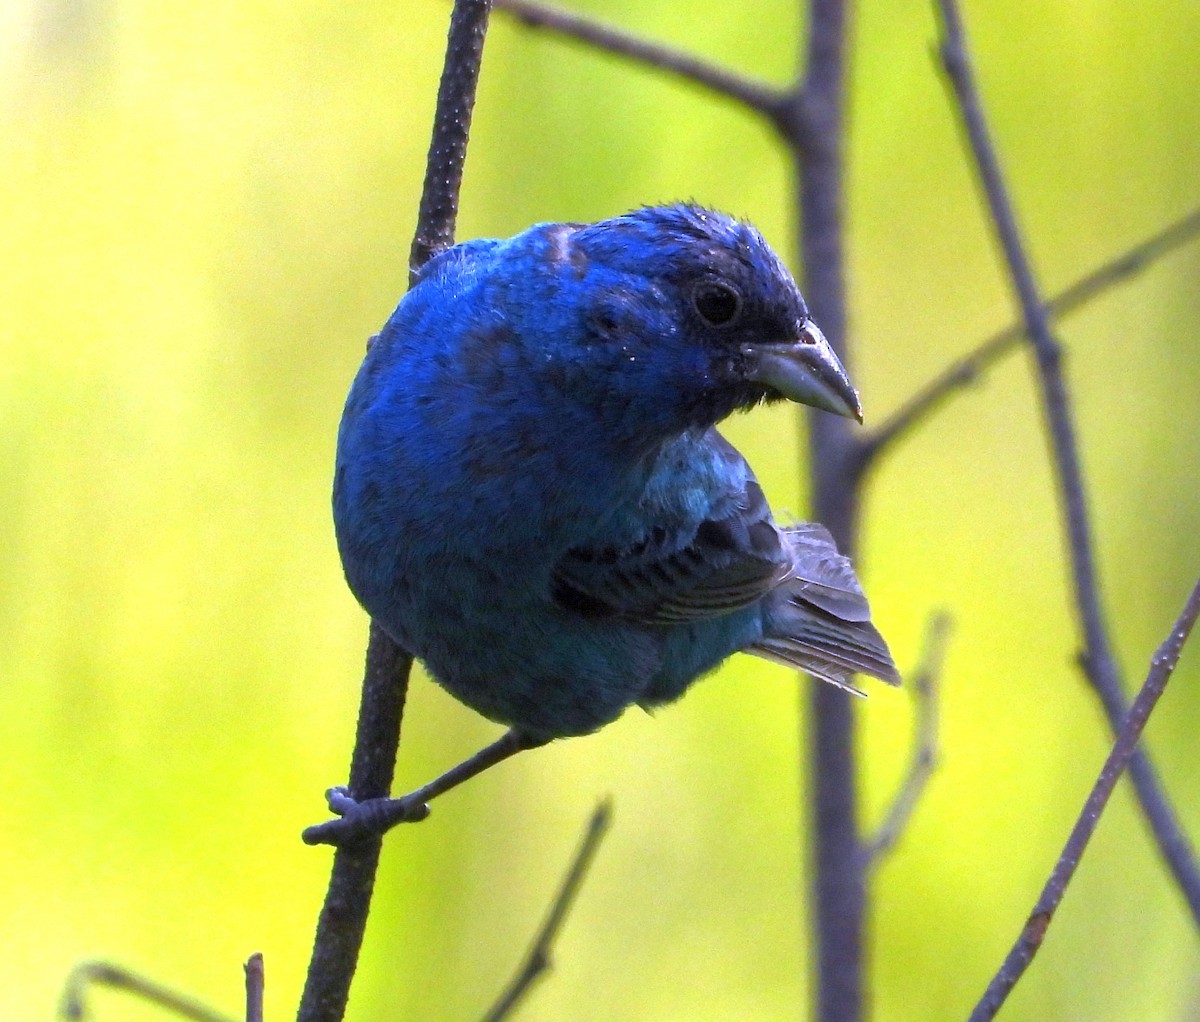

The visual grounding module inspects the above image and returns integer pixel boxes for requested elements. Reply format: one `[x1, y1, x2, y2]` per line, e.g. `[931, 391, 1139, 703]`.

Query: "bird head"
[558, 204, 862, 435]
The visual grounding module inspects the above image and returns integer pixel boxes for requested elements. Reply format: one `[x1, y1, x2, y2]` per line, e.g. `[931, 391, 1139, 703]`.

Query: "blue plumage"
[334, 204, 898, 742]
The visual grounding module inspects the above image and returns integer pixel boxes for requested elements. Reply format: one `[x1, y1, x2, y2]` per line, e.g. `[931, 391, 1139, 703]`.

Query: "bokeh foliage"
[2, 1, 1198, 1019]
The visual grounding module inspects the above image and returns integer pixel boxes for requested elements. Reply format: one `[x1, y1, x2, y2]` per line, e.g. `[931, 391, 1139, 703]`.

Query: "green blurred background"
[2, 1, 1198, 1019]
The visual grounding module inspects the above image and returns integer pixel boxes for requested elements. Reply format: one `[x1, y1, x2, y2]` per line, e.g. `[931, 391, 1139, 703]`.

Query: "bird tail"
[749, 522, 900, 695]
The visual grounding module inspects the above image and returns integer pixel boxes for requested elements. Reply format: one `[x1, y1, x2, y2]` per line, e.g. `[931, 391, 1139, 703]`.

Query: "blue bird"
[333, 203, 897, 786]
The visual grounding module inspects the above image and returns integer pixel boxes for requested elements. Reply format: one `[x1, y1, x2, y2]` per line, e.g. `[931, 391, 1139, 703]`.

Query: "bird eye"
[691, 281, 742, 328]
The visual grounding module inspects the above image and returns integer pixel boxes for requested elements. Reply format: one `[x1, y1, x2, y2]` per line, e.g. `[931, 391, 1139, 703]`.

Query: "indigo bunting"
[334, 204, 898, 749]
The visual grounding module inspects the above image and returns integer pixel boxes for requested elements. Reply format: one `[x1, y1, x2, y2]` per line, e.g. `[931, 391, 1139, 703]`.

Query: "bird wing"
[746, 522, 901, 690]
[551, 441, 790, 624]
[781, 521, 873, 623]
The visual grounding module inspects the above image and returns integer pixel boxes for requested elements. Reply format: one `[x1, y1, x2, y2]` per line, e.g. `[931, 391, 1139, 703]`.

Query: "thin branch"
[491, 0, 789, 124]
[297, 2, 494, 1018]
[482, 800, 614, 1022]
[792, 1, 867, 1020]
[934, 0, 1200, 927]
[410, 0, 494, 277]
[244, 955, 264, 1022]
[298, 5, 493, 1019]
[861, 205, 1200, 469]
[60, 961, 235, 1022]
[968, 577, 1200, 1021]
[863, 612, 951, 868]
[297, 625, 414, 1022]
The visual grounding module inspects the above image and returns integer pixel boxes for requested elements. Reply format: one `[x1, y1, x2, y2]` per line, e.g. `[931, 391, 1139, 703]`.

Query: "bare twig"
[933, 0, 1200, 927]
[968, 577, 1200, 1021]
[298, 6, 493, 1020]
[60, 961, 235, 1022]
[861, 205, 1200, 470]
[491, 0, 789, 124]
[863, 613, 951, 868]
[244, 955, 264, 1022]
[789, 2, 869, 1020]
[410, 0, 495, 277]
[297, 625, 414, 1022]
[482, 800, 614, 1022]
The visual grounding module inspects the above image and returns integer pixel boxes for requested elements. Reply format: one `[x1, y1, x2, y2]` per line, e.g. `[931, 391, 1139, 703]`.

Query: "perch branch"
[863, 612, 951, 868]
[861, 205, 1200, 469]
[934, 0, 1200, 926]
[491, 0, 789, 123]
[968, 577, 1200, 1021]
[297, 625, 414, 1022]
[410, 0, 495, 276]
[60, 961, 234, 1022]
[299, 6, 493, 1019]
[482, 800, 614, 1022]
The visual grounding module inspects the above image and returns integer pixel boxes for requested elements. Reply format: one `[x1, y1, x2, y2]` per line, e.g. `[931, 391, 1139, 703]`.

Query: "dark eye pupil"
[693, 283, 740, 326]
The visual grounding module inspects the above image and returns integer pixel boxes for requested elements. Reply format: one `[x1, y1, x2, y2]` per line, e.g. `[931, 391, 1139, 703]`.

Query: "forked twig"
[861, 205, 1200, 469]
[967, 577, 1200, 1021]
[933, 0, 1200, 926]
[482, 800, 614, 1022]
[492, 0, 788, 123]
[863, 612, 951, 867]
[60, 961, 235, 1022]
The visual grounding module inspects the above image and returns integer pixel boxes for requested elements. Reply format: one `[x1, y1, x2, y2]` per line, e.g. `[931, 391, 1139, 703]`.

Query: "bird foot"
[301, 786, 431, 847]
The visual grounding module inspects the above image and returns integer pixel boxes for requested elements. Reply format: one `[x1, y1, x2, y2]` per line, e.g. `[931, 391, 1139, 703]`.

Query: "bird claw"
[325, 785, 356, 814]
[301, 789, 432, 847]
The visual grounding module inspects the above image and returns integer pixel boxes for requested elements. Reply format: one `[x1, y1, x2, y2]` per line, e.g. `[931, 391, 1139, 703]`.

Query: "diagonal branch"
[491, 0, 789, 124]
[863, 612, 951, 868]
[933, 0, 1200, 928]
[60, 961, 235, 1022]
[482, 800, 614, 1022]
[298, 5, 495, 1022]
[967, 577, 1200, 1022]
[860, 205, 1200, 470]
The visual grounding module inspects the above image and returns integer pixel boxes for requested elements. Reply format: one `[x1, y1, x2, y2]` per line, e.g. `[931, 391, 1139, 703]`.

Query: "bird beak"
[742, 320, 863, 423]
